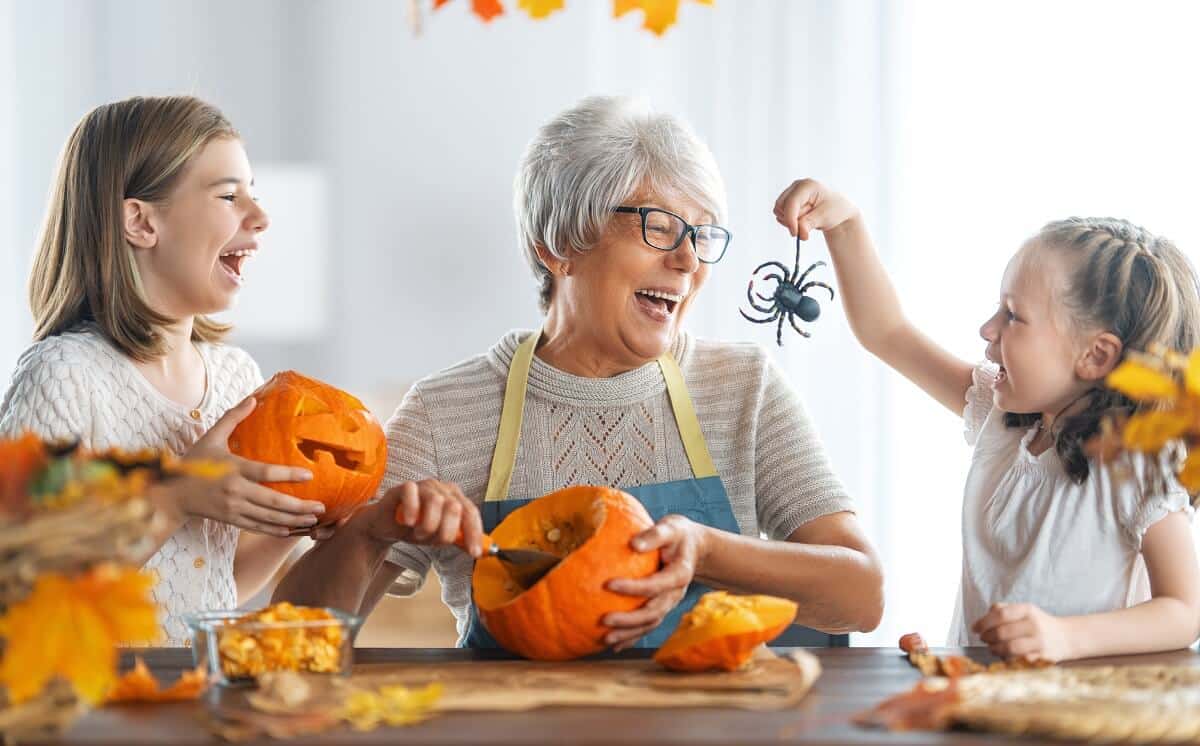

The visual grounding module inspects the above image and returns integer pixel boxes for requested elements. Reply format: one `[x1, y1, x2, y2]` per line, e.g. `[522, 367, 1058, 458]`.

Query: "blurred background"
[2, 0, 1199, 648]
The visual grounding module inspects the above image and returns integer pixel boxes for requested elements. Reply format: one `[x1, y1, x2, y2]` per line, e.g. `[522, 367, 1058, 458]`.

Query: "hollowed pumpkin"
[472, 485, 660, 661]
[228, 371, 386, 524]
[653, 591, 798, 672]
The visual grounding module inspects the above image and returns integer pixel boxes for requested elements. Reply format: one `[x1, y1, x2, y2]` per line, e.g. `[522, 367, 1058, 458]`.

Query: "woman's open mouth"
[993, 365, 1008, 387]
[634, 288, 682, 322]
[218, 248, 256, 285]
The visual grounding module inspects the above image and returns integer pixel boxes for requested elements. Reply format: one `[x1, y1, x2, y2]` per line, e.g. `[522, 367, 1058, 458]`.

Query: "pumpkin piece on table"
[228, 371, 387, 525]
[472, 485, 660, 661]
[653, 591, 798, 673]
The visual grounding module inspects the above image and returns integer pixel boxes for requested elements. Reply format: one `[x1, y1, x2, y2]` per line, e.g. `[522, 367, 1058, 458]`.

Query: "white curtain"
[0, 0, 23, 376]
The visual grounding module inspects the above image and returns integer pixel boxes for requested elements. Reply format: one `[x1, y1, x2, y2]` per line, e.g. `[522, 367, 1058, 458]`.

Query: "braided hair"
[1005, 218, 1200, 483]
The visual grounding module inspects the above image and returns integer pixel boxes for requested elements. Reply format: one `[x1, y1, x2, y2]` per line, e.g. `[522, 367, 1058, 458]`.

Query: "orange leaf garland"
[105, 656, 207, 704]
[614, 0, 712, 36]
[0, 564, 158, 704]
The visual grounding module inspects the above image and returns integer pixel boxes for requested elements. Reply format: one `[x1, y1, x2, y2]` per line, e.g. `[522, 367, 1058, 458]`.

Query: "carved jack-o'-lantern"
[228, 371, 387, 524]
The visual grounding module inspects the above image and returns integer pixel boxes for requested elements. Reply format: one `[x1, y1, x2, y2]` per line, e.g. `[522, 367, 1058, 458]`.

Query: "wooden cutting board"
[346, 648, 821, 712]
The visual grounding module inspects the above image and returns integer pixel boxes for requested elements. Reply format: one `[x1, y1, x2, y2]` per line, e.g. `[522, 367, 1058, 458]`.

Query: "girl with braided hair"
[773, 178, 1200, 661]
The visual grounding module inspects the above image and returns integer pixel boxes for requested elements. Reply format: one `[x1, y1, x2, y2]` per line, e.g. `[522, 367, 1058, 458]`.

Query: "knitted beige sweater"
[383, 330, 856, 643]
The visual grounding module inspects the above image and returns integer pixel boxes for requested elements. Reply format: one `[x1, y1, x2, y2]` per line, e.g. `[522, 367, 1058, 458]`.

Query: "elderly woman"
[274, 96, 883, 649]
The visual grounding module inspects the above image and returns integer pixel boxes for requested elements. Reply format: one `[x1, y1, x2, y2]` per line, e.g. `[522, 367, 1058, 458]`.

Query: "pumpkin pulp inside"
[473, 496, 603, 606]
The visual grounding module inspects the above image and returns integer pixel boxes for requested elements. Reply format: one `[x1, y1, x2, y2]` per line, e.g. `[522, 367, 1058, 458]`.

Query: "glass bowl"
[184, 606, 362, 687]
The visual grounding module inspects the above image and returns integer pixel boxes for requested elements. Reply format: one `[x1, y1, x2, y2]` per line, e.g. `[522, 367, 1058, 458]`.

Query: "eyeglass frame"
[612, 206, 732, 264]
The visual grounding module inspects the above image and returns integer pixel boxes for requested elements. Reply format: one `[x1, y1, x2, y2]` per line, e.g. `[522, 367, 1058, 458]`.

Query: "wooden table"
[51, 647, 1199, 745]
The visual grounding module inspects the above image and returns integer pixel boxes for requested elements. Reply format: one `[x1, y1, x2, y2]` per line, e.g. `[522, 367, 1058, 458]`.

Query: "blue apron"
[461, 331, 740, 650]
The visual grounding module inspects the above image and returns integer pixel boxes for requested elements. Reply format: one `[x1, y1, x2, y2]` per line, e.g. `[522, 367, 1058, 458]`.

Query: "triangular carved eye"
[295, 396, 333, 416]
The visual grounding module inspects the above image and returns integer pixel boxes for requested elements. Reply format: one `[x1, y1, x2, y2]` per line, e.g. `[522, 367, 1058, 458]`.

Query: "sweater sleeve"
[0, 338, 94, 444]
[381, 385, 441, 596]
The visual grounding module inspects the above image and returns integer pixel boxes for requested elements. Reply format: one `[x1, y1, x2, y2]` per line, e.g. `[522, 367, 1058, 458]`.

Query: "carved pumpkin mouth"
[295, 439, 370, 473]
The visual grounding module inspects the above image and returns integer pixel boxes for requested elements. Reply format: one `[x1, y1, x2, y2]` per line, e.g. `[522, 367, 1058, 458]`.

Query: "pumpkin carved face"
[228, 371, 386, 524]
[472, 485, 660, 661]
[653, 591, 798, 672]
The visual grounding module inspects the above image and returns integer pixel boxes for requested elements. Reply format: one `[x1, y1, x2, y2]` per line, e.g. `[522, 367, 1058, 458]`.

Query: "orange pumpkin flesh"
[228, 371, 386, 525]
[472, 485, 660, 661]
[653, 591, 798, 672]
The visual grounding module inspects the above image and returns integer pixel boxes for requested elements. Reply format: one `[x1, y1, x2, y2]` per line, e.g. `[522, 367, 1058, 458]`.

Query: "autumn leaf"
[1106, 359, 1180, 402]
[614, 0, 713, 36]
[518, 0, 564, 19]
[340, 682, 443, 731]
[473, 0, 504, 21]
[0, 432, 48, 516]
[1185, 348, 1200, 398]
[1179, 449, 1200, 493]
[1121, 409, 1196, 452]
[0, 564, 158, 704]
[432, 0, 504, 22]
[105, 656, 207, 704]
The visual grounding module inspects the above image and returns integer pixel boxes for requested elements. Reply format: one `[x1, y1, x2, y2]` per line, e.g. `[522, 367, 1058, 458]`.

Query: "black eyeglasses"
[613, 206, 732, 264]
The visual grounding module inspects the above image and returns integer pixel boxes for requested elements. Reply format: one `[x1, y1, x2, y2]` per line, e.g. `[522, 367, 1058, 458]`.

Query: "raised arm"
[774, 178, 974, 416]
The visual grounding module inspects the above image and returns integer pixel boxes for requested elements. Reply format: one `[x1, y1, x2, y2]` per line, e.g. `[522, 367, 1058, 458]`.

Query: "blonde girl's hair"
[29, 95, 239, 361]
[1007, 217, 1200, 483]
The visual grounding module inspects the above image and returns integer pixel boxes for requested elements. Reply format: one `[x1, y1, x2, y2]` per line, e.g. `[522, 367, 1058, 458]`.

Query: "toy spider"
[741, 236, 835, 346]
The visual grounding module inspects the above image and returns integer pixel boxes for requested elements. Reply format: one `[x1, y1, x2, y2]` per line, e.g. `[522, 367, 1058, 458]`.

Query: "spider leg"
[794, 261, 828, 287]
[788, 312, 813, 338]
[740, 308, 780, 325]
[776, 314, 785, 346]
[752, 261, 791, 279]
[791, 236, 802, 284]
[746, 281, 776, 314]
[799, 281, 835, 301]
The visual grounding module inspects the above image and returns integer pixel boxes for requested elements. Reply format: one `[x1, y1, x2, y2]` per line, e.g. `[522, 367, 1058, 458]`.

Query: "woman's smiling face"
[545, 188, 713, 371]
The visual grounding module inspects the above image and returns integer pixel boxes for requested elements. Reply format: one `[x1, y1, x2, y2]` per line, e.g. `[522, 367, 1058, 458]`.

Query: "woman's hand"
[972, 602, 1073, 662]
[160, 397, 325, 536]
[347, 478, 486, 557]
[603, 514, 711, 651]
[773, 178, 861, 240]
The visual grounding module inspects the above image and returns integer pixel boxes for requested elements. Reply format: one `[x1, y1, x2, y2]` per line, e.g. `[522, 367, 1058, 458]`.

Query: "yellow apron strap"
[657, 353, 719, 479]
[484, 331, 539, 502]
[485, 333, 718, 501]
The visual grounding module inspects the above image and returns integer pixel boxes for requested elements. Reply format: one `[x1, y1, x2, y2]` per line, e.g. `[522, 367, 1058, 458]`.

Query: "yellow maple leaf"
[1178, 448, 1200, 493]
[1185, 348, 1200, 398]
[518, 0, 564, 19]
[0, 564, 158, 704]
[1107, 359, 1180, 402]
[1121, 409, 1195, 452]
[614, 0, 713, 36]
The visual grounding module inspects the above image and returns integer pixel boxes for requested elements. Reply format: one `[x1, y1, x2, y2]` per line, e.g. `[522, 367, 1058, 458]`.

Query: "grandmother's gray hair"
[514, 96, 728, 313]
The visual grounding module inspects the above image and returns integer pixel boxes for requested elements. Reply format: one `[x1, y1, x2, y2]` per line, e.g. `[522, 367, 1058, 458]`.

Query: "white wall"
[0, 1, 19, 377]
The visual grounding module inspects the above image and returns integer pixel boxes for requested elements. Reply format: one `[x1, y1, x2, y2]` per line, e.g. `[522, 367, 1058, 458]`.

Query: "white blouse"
[950, 363, 1193, 645]
[0, 326, 263, 645]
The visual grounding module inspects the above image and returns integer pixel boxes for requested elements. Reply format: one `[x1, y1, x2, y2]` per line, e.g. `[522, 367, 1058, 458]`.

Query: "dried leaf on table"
[105, 656, 207, 704]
